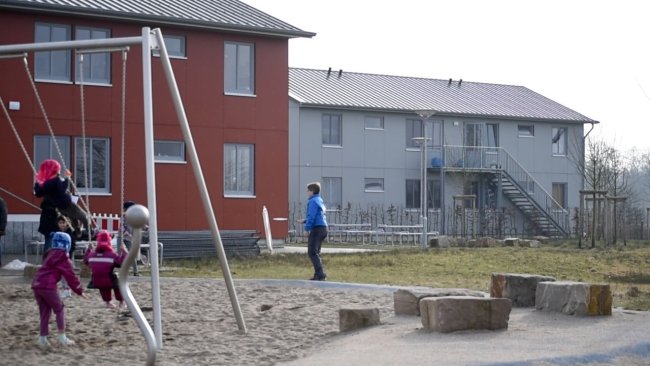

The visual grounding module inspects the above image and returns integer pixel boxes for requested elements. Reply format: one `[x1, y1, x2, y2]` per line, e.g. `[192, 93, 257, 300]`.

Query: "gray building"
[288, 68, 597, 238]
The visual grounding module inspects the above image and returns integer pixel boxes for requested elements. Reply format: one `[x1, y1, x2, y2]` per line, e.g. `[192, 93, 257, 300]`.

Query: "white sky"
[243, 0, 650, 152]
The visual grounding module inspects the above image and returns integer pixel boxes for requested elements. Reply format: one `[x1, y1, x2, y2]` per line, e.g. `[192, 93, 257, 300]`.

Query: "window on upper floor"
[518, 124, 535, 137]
[154, 140, 186, 163]
[75, 26, 110, 85]
[552, 182, 567, 209]
[364, 116, 384, 130]
[407, 118, 440, 148]
[35, 23, 72, 82]
[552, 127, 567, 156]
[152, 35, 186, 58]
[74, 137, 110, 193]
[322, 114, 342, 146]
[487, 123, 499, 147]
[34, 135, 71, 171]
[224, 42, 255, 95]
[322, 177, 342, 210]
[364, 178, 384, 192]
[224, 143, 255, 196]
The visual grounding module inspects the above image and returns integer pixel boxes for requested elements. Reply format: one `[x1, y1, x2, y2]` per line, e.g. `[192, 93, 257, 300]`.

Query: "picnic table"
[327, 223, 375, 243]
[376, 224, 423, 245]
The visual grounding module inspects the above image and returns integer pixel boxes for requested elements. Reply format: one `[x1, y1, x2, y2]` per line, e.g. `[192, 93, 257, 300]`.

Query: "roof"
[0, 0, 315, 39]
[289, 68, 597, 123]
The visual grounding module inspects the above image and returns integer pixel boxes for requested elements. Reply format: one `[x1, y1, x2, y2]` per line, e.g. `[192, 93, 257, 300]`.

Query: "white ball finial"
[126, 204, 149, 229]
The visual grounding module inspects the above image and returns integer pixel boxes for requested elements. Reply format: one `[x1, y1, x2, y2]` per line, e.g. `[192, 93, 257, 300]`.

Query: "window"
[364, 178, 384, 192]
[364, 116, 384, 130]
[322, 114, 342, 145]
[518, 125, 534, 137]
[224, 143, 254, 196]
[487, 123, 499, 147]
[552, 183, 567, 209]
[34, 135, 71, 171]
[406, 119, 422, 148]
[224, 42, 254, 95]
[154, 140, 185, 163]
[74, 137, 109, 193]
[406, 179, 440, 209]
[152, 35, 186, 58]
[75, 27, 110, 84]
[552, 127, 567, 156]
[407, 119, 439, 148]
[322, 177, 342, 210]
[35, 23, 71, 81]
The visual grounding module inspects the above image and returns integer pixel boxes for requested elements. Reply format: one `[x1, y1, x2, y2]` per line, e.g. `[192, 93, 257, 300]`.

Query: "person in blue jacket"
[298, 182, 328, 281]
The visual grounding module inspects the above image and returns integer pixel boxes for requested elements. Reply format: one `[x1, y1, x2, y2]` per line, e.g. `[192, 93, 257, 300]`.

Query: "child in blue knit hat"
[31, 231, 85, 349]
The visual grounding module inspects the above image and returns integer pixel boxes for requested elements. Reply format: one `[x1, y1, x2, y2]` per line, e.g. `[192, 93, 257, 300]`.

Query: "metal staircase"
[443, 146, 570, 237]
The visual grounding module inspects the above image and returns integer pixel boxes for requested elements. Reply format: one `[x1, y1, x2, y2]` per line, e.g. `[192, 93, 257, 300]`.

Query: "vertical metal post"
[141, 27, 163, 348]
[421, 123, 428, 248]
[153, 29, 247, 333]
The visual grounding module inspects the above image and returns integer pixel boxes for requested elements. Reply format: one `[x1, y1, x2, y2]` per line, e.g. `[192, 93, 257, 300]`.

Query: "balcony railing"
[430, 145, 569, 235]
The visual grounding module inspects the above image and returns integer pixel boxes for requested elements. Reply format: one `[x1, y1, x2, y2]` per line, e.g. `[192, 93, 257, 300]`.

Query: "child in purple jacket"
[83, 230, 128, 309]
[31, 231, 84, 349]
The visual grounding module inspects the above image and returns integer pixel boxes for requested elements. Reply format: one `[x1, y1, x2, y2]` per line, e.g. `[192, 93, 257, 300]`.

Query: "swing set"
[0, 27, 247, 365]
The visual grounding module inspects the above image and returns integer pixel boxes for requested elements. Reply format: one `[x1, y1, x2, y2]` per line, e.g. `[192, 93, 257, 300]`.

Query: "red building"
[0, 0, 313, 238]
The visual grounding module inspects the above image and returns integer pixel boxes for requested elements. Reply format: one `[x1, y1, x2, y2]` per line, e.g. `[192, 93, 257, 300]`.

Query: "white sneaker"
[58, 334, 75, 346]
[60, 289, 72, 299]
[38, 336, 50, 350]
[106, 301, 116, 309]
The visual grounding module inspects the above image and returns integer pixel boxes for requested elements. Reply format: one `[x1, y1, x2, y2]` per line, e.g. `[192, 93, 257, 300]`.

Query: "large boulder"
[339, 307, 380, 332]
[490, 273, 556, 307]
[420, 296, 512, 333]
[394, 288, 488, 316]
[535, 281, 612, 316]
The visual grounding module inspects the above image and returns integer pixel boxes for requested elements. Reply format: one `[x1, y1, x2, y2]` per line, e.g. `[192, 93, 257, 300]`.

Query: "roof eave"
[0, 3, 316, 39]
[294, 103, 597, 124]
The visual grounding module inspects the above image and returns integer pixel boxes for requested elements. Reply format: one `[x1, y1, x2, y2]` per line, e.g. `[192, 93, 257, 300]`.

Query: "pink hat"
[96, 230, 113, 252]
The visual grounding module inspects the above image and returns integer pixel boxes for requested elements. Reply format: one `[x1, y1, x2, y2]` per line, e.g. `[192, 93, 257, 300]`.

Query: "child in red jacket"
[83, 230, 128, 309]
[31, 231, 84, 349]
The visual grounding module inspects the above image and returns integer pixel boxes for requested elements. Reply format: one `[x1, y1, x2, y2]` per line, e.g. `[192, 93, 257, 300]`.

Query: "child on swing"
[31, 231, 84, 349]
[34, 159, 90, 240]
[83, 230, 128, 309]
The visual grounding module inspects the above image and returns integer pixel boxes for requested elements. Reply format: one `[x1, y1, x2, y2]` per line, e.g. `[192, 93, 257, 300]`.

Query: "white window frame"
[34, 135, 71, 171]
[154, 140, 186, 163]
[34, 22, 71, 82]
[518, 124, 535, 137]
[552, 127, 568, 156]
[322, 113, 342, 146]
[224, 42, 255, 96]
[224, 143, 255, 197]
[364, 178, 384, 192]
[74, 137, 110, 194]
[364, 115, 384, 130]
[75, 26, 111, 85]
[152, 35, 187, 59]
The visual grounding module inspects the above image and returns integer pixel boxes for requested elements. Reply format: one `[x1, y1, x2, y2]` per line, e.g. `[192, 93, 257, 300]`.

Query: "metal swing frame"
[0, 27, 247, 364]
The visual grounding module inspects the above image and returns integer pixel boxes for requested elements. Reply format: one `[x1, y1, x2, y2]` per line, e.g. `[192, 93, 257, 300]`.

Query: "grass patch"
[156, 244, 650, 311]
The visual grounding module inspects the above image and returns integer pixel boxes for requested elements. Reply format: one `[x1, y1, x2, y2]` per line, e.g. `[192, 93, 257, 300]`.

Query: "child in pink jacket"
[31, 231, 84, 349]
[83, 230, 128, 309]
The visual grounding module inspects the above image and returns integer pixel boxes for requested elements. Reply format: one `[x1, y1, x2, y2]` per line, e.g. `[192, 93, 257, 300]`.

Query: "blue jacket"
[304, 194, 327, 231]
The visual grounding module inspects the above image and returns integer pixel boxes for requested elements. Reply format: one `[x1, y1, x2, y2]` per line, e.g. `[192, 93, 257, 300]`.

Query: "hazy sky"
[243, 0, 650, 152]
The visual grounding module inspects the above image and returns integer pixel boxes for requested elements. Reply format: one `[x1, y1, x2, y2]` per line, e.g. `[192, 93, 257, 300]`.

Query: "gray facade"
[288, 68, 596, 238]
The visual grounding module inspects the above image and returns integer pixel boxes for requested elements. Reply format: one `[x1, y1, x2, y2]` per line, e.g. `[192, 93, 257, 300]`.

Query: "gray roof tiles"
[0, 0, 315, 38]
[289, 68, 596, 123]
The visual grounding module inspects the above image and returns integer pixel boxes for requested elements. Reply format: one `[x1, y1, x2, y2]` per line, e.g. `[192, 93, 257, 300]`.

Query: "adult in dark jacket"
[34, 159, 90, 241]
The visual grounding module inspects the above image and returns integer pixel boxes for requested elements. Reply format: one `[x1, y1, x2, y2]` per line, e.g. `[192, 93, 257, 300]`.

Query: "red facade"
[0, 11, 289, 237]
